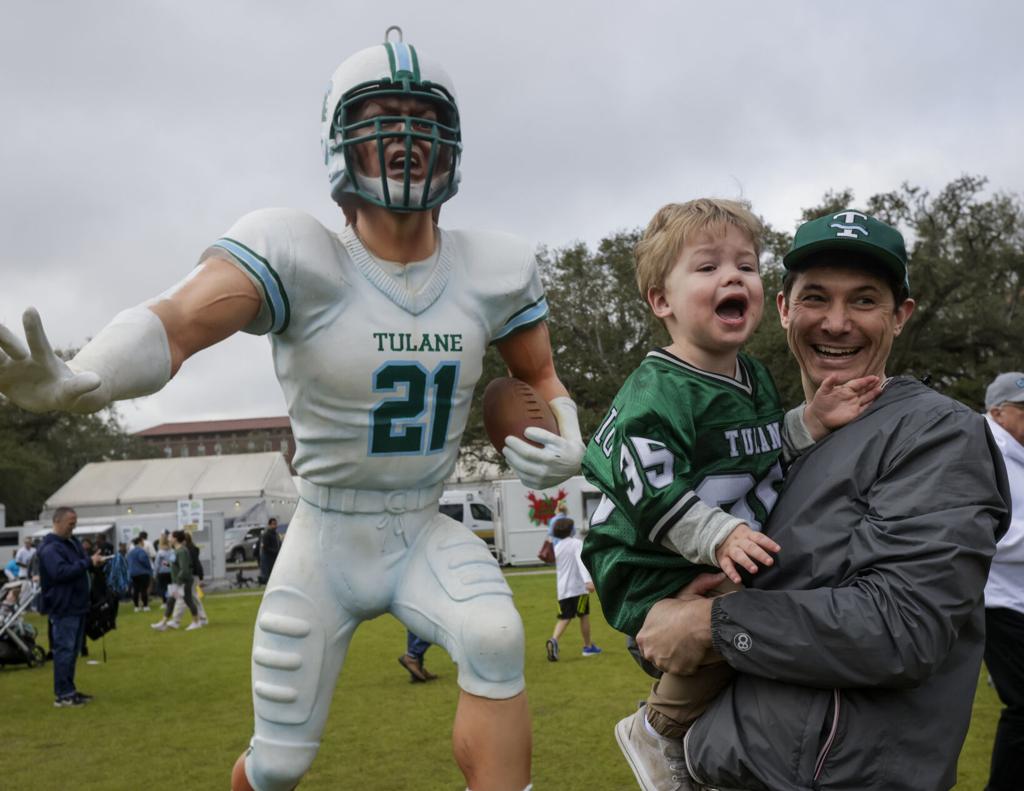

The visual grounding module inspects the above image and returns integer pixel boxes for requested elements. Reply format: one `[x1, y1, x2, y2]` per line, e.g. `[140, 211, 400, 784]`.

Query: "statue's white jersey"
[202, 208, 547, 490]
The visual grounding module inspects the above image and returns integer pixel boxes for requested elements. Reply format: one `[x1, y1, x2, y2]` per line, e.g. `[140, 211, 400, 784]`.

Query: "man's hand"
[90, 551, 104, 567]
[715, 523, 781, 584]
[503, 427, 585, 490]
[802, 374, 882, 440]
[0, 308, 106, 413]
[636, 572, 723, 676]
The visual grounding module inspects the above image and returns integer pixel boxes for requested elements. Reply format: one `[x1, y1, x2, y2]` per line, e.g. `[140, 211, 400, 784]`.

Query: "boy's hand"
[715, 524, 780, 584]
[803, 374, 882, 440]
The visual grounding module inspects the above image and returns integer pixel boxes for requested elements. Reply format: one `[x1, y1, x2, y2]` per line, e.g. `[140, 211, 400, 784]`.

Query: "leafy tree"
[539, 231, 670, 432]
[868, 176, 1024, 409]
[0, 399, 152, 526]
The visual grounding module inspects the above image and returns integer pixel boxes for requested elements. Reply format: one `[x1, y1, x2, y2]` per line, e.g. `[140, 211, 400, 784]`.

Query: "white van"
[439, 490, 496, 547]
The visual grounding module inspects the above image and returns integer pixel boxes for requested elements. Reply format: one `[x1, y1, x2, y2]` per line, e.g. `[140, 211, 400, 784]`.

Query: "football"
[482, 377, 559, 453]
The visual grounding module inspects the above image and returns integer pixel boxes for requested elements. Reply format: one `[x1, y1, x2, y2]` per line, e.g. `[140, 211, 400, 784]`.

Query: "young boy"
[581, 198, 879, 789]
[546, 518, 601, 662]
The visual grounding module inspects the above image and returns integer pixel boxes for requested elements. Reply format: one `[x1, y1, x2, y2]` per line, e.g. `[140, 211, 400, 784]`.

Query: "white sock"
[643, 710, 670, 742]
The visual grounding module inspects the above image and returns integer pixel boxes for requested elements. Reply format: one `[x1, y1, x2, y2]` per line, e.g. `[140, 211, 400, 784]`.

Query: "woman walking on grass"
[151, 530, 201, 632]
[173, 532, 208, 627]
[154, 535, 174, 602]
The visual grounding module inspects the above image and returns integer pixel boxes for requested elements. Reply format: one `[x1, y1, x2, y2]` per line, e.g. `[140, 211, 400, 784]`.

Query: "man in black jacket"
[258, 518, 280, 585]
[38, 506, 104, 707]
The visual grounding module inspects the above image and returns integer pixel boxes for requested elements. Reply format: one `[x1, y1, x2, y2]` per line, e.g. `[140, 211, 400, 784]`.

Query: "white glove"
[0, 308, 105, 413]
[503, 396, 585, 490]
[0, 306, 171, 414]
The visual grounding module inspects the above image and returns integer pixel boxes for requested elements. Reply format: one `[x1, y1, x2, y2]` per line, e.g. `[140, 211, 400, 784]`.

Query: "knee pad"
[252, 586, 325, 726]
[246, 736, 319, 791]
[402, 514, 525, 698]
[457, 600, 525, 698]
[424, 517, 512, 602]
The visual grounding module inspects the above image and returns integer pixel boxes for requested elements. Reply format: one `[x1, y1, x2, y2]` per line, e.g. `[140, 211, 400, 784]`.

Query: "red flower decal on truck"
[526, 488, 567, 526]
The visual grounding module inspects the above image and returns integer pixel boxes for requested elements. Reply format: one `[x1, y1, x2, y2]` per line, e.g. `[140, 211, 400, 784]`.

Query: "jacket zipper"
[683, 725, 715, 789]
[814, 689, 841, 782]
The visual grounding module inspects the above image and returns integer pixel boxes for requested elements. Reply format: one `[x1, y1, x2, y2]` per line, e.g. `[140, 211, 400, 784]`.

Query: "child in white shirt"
[546, 518, 602, 661]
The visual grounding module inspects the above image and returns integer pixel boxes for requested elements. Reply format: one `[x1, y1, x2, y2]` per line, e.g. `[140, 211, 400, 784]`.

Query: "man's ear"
[776, 291, 790, 329]
[892, 298, 916, 337]
[647, 287, 671, 319]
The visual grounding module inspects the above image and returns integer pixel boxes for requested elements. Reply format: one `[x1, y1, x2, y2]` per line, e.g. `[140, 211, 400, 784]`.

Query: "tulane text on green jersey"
[581, 350, 784, 636]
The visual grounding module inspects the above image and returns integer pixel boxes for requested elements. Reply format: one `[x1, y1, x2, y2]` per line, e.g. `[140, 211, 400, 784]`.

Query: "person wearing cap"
[634, 209, 1010, 791]
[981, 372, 1024, 791]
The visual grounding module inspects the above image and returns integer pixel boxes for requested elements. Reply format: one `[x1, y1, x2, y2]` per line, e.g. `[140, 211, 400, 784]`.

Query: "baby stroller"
[0, 580, 46, 668]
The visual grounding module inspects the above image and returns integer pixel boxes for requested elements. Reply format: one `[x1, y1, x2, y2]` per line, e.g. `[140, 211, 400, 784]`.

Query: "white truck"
[439, 488, 498, 547]
[443, 475, 602, 566]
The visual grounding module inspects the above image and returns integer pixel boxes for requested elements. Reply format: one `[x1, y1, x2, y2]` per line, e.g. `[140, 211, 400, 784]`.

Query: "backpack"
[85, 591, 118, 640]
[104, 552, 130, 595]
[188, 544, 204, 581]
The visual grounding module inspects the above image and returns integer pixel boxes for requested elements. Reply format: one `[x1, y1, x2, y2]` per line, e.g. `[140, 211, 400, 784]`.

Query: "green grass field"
[0, 571, 1001, 790]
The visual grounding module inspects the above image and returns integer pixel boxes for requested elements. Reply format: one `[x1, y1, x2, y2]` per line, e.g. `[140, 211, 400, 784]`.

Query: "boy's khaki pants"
[646, 578, 741, 739]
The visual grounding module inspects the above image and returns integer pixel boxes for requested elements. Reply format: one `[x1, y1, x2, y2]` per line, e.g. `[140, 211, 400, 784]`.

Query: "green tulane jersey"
[202, 208, 547, 490]
[581, 349, 785, 636]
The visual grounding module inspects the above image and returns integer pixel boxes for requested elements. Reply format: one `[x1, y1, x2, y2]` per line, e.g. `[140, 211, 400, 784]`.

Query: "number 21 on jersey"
[369, 361, 460, 455]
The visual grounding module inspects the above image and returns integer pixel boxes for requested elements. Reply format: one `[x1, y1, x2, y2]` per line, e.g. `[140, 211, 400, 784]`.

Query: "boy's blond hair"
[635, 198, 763, 297]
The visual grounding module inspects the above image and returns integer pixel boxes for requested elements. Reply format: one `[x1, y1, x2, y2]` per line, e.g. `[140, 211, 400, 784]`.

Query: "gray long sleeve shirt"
[685, 377, 1010, 791]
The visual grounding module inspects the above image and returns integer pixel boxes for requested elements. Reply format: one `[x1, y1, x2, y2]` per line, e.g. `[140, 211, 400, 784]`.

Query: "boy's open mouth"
[715, 296, 748, 321]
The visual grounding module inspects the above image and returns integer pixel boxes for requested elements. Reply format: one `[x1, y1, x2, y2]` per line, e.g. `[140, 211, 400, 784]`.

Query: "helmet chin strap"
[355, 171, 451, 211]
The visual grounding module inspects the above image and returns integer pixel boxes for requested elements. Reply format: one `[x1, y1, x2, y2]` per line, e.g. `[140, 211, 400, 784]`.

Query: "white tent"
[30, 522, 115, 540]
[43, 452, 297, 519]
[39, 453, 298, 581]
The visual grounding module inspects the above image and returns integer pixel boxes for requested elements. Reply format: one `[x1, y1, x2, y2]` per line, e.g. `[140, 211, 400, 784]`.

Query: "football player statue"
[0, 28, 584, 791]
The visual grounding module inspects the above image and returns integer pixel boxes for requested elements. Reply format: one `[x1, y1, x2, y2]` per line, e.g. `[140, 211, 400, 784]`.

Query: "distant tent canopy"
[31, 522, 114, 539]
[41, 452, 297, 517]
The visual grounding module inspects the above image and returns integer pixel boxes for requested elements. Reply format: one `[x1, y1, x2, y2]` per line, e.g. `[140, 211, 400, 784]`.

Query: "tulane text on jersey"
[372, 332, 465, 352]
[724, 422, 782, 458]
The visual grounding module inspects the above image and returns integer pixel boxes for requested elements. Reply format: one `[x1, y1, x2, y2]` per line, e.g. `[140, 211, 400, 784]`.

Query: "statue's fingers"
[0, 321, 29, 361]
[62, 371, 102, 401]
[504, 434, 550, 462]
[22, 307, 57, 363]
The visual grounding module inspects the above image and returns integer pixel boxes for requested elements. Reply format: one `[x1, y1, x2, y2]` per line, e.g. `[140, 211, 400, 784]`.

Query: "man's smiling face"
[777, 265, 915, 396]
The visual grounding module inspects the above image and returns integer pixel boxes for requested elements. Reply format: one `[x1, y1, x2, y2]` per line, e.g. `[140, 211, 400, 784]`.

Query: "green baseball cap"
[783, 209, 909, 291]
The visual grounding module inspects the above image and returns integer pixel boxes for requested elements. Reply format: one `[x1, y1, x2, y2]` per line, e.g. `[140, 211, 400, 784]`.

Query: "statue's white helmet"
[320, 27, 461, 212]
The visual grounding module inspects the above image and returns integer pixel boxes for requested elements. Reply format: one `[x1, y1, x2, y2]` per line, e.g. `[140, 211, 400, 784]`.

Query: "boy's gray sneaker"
[615, 705, 695, 791]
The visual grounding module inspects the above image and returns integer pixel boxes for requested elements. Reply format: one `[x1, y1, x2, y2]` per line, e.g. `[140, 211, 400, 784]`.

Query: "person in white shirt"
[15, 537, 36, 579]
[983, 371, 1024, 791]
[546, 518, 601, 661]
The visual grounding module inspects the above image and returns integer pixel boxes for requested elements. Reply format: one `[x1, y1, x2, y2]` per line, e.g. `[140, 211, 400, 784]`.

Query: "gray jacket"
[685, 377, 1010, 791]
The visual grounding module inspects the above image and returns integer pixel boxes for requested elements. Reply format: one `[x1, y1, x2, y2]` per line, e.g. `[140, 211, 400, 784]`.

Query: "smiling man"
[635, 210, 1011, 791]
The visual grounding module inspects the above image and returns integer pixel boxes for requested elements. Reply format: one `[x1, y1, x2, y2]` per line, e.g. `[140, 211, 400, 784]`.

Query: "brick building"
[135, 416, 296, 473]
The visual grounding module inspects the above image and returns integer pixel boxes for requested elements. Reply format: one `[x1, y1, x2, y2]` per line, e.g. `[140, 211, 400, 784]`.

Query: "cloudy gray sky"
[2, 1, 1021, 431]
